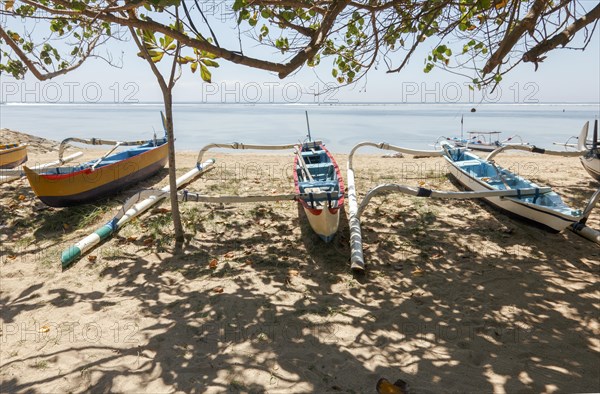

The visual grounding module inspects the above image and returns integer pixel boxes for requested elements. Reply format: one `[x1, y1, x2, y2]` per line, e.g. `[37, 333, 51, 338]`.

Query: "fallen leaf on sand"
[7, 255, 16, 260]
[127, 236, 137, 243]
[412, 268, 424, 277]
[152, 208, 170, 214]
[224, 252, 234, 258]
[209, 259, 218, 269]
[143, 237, 154, 246]
[88, 255, 97, 262]
[213, 286, 224, 293]
[18, 194, 26, 201]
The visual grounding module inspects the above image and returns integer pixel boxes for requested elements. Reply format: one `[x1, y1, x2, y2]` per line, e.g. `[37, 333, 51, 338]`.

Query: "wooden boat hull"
[294, 142, 345, 242]
[581, 155, 600, 182]
[0, 144, 27, 169]
[443, 152, 579, 232]
[301, 205, 341, 242]
[24, 141, 168, 207]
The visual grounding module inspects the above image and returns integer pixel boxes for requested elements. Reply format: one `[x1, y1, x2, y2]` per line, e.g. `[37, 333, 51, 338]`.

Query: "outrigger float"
[347, 138, 600, 271]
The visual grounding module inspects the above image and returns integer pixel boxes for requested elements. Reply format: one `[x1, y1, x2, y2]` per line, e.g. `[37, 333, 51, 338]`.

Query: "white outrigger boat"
[553, 120, 600, 182]
[579, 120, 600, 181]
[346, 138, 600, 271]
[442, 141, 599, 232]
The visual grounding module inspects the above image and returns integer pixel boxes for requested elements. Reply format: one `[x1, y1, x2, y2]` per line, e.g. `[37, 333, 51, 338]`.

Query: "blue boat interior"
[444, 144, 579, 216]
[296, 143, 341, 209]
[45, 138, 167, 175]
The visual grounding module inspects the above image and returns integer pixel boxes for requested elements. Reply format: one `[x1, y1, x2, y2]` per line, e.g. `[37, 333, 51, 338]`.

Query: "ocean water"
[0, 102, 598, 153]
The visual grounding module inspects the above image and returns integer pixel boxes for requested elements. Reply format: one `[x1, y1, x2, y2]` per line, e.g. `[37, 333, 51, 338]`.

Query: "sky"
[1, 3, 599, 104]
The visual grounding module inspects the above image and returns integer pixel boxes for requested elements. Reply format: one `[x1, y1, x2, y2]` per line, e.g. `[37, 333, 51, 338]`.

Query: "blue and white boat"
[441, 141, 597, 232]
[579, 120, 600, 182]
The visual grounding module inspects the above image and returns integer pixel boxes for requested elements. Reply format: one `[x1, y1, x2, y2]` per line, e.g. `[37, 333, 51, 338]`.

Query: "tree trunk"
[163, 89, 185, 243]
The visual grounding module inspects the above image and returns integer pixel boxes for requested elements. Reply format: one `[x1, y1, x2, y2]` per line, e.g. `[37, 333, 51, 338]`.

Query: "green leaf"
[191, 62, 198, 73]
[200, 63, 212, 82]
[202, 59, 219, 68]
[151, 52, 164, 63]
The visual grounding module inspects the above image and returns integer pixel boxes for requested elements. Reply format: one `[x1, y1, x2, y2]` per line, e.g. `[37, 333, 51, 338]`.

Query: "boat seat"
[303, 162, 334, 181]
[301, 150, 326, 157]
[301, 150, 327, 164]
[457, 159, 484, 167]
[299, 180, 338, 193]
[305, 162, 332, 168]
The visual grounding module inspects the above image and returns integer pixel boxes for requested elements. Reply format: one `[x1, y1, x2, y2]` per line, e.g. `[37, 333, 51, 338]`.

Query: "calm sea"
[1, 103, 598, 153]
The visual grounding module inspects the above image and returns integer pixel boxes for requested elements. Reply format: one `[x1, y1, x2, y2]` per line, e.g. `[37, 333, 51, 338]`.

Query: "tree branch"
[47, 0, 317, 77]
[482, 0, 548, 75]
[523, 2, 600, 64]
[0, 25, 99, 80]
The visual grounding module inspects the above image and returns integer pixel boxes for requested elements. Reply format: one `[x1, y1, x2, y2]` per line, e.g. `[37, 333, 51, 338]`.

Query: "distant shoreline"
[2, 101, 600, 106]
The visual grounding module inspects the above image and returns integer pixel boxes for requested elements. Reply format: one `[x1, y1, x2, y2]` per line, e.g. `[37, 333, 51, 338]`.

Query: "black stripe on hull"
[39, 157, 167, 207]
[447, 173, 572, 234]
[0, 155, 27, 169]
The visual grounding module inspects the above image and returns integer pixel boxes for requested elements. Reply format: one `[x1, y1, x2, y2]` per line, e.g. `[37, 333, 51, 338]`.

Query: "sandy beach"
[1, 128, 598, 393]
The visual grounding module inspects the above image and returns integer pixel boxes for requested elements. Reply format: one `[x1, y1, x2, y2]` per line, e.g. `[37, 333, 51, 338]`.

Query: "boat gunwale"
[0, 144, 27, 154]
[36, 139, 167, 181]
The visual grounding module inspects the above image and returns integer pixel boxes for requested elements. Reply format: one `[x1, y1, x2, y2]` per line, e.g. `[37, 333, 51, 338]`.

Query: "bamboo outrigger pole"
[60, 159, 216, 268]
[347, 142, 445, 271]
[197, 142, 301, 164]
